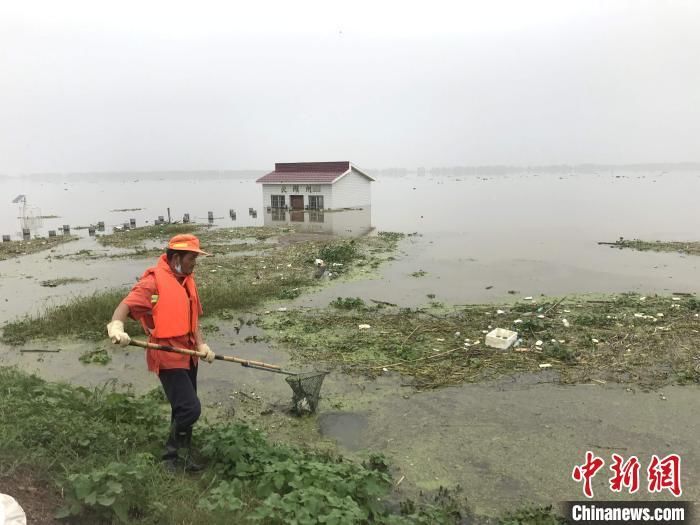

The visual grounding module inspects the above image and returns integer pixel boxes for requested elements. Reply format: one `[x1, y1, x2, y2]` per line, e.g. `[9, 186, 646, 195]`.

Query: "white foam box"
[485, 328, 518, 350]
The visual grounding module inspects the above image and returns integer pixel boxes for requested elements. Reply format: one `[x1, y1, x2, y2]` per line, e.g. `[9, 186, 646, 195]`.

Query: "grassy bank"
[0, 368, 471, 524]
[2, 231, 403, 345]
[0, 235, 77, 261]
[603, 238, 700, 256]
[96, 223, 285, 250]
[260, 294, 700, 389]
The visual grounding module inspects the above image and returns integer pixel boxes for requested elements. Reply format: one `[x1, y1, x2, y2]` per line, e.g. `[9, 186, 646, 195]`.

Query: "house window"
[280, 185, 287, 193]
[308, 195, 324, 209]
[292, 185, 299, 192]
[305, 185, 312, 192]
[310, 185, 321, 192]
[271, 209, 286, 221]
[308, 211, 325, 223]
[271, 195, 286, 208]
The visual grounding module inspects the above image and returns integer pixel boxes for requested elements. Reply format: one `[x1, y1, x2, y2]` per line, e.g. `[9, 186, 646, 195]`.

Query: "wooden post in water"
[167, 208, 171, 223]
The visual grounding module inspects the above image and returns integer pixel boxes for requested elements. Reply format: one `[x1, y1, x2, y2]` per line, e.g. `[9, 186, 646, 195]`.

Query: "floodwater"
[2, 169, 700, 516]
[3, 170, 700, 319]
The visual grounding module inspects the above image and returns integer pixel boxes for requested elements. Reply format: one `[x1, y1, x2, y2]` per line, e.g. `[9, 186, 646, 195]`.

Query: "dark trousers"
[159, 363, 201, 433]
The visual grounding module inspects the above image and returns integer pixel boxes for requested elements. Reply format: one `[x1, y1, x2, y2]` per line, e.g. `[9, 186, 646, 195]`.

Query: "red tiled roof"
[256, 171, 344, 183]
[256, 161, 374, 184]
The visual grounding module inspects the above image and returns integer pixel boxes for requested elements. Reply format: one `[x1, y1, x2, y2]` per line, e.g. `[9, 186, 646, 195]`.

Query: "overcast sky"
[1, 0, 699, 173]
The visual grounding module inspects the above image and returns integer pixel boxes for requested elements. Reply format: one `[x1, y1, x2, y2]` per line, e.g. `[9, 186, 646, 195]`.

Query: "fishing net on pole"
[285, 371, 328, 415]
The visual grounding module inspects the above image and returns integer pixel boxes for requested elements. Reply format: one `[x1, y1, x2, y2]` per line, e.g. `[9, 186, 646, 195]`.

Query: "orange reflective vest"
[143, 254, 202, 371]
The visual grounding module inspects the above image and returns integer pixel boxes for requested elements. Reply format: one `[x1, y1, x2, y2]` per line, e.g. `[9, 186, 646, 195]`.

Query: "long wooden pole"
[129, 339, 294, 375]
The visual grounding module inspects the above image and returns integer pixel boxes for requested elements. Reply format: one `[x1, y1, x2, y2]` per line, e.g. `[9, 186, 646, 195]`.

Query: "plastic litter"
[562, 319, 570, 328]
[485, 328, 518, 350]
[358, 324, 371, 330]
[539, 363, 552, 369]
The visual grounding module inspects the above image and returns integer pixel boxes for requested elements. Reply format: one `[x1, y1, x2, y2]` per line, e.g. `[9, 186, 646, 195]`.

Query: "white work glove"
[107, 320, 131, 347]
[198, 343, 216, 363]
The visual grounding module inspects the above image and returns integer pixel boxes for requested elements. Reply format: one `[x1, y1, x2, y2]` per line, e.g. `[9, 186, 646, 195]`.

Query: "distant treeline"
[4, 170, 267, 181]
[372, 162, 700, 177]
[4, 162, 700, 180]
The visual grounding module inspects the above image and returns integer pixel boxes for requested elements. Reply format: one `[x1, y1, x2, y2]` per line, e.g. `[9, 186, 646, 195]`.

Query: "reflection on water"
[263, 207, 373, 237]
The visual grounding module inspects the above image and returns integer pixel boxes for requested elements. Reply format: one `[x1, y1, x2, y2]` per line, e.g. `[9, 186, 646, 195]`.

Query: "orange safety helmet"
[167, 234, 210, 255]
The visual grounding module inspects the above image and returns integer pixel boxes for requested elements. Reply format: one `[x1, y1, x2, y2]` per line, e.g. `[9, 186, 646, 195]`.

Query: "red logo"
[573, 452, 682, 498]
[609, 454, 640, 493]
[572, 451, 605, 498]
[648, 454, 682, 497]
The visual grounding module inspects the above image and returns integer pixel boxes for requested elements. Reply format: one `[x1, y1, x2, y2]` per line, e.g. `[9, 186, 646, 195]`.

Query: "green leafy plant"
[318, 241, 358, 264]
[278, 287, 302, 299]
[197, 480, 245, 512]
[79, 348, 112, 365]
[57, 453, 153, 523]
[200, 424, 392, 521]
[250, 487, 367, 524]
[330, 297, 366, 310]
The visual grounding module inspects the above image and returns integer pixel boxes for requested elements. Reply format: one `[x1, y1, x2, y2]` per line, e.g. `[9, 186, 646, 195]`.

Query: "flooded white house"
[256, 161, 374, 235]
[256, 161, 374, 211]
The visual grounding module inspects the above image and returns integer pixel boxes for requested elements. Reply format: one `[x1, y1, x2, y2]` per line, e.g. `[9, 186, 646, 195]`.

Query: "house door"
[290, 195, 304, 210]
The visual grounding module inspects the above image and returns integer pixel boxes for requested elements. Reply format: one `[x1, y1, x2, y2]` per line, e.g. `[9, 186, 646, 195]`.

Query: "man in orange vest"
[106, 234, 216, 472]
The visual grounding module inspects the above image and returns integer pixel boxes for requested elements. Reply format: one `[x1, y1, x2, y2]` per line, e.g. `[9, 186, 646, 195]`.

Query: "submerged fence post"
[167, 207, 171, 223]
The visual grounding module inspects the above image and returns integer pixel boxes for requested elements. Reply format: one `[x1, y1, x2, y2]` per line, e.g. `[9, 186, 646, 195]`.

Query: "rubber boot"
[180, 427, 204, 473]
[162, 423, 180, 473]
